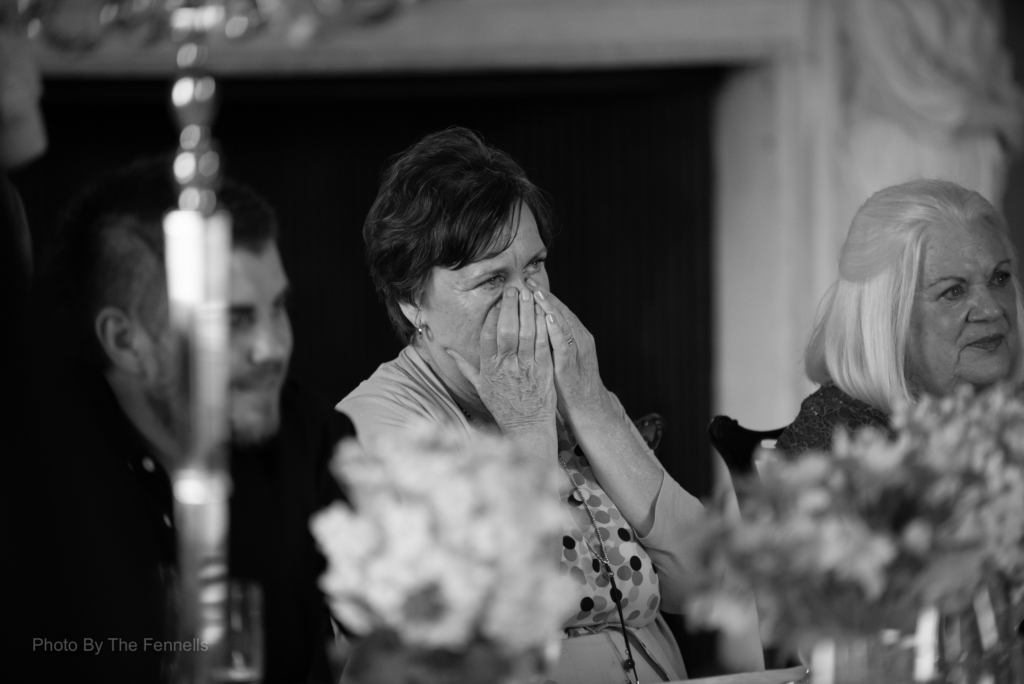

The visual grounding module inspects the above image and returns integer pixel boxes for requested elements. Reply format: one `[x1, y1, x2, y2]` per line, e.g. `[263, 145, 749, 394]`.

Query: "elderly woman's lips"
[967, 334, 1005, 351]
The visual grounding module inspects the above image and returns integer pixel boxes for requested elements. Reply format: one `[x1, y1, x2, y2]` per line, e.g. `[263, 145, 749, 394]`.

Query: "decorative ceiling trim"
[33, 0, 811, 77]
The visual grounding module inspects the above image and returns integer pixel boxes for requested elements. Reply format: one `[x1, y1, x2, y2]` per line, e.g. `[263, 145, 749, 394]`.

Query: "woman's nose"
[967, 286, 1007, 322]
[507, 274, 527, 291]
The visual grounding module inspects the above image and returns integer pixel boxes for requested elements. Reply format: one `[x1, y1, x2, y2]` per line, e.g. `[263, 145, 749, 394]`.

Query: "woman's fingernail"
[506, 288, 517, 298]
[547, 314, 555, 324]
[535, 289, 545, 301]
[521, 289, 531, 301]
[526, 278, 537, 289]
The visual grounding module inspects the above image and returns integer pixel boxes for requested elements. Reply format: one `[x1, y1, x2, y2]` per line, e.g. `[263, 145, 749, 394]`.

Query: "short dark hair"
[364, 127, 554, 340]
[41, 154, 279, 366]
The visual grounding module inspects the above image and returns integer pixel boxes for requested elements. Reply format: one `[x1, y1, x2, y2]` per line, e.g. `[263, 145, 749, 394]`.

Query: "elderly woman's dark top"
[776, 384, 892, 456]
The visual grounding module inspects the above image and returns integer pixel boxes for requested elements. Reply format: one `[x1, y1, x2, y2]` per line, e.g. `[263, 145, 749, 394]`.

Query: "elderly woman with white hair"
[777, 178, 1024, 455]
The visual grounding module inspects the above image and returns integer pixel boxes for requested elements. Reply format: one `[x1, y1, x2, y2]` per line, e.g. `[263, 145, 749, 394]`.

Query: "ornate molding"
[33, 0, 811, 77]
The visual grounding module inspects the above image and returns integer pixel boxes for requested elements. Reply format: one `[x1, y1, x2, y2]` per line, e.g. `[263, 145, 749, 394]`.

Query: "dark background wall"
[12, 69, 723, 502]
[1001, 0, 1024, 258]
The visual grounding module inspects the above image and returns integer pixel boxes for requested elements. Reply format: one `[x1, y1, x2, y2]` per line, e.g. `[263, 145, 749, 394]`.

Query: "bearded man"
[24, 158, 351, 684]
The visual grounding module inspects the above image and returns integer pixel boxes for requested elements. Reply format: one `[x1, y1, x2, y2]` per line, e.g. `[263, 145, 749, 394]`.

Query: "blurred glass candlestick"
[163, 14, 235, 684]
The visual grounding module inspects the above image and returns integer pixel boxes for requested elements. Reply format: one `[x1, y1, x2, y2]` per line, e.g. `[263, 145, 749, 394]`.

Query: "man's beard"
[143, 347, 189, 453]
[230, 390, 282, 446]
[230, 361, 287, 447]
[145, 383, 280, 449]
[145, 387, 184, 444]
[144, 357, 286, 451]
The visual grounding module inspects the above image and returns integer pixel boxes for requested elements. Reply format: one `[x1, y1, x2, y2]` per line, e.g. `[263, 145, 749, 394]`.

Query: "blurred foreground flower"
[310, 425, 577, 681]
[682, 384, 1024, 677]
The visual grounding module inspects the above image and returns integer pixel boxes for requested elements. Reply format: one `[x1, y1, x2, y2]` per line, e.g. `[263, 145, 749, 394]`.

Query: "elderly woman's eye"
[942, 284, 965, 300]
[993, 271, 1012, 287]
[526, 258, 546, 273]
[481, 275, 504, 289]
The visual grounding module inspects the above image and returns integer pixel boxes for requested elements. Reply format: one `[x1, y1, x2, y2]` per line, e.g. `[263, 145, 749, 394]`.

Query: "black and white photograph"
[7, 2, 1024, 683]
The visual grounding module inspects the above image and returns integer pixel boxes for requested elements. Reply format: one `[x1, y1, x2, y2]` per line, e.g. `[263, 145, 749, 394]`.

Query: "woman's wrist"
[505, 425, 558, 464]
[562, 388, 616, 431]
[496, 407, 556, 435]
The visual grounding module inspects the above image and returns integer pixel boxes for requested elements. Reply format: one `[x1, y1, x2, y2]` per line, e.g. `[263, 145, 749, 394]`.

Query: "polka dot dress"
[557, 424, 661, 631]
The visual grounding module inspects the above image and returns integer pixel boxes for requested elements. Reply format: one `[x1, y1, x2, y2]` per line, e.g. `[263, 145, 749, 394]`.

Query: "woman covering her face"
[338, 128, 728, 683]
[777, 179, 1024, 455]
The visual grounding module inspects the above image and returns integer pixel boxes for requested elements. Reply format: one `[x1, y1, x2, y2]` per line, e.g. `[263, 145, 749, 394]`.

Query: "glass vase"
[938, 572, 1024, 684]
[809, 632, 915, 684]
[810, 579, 1024, 684]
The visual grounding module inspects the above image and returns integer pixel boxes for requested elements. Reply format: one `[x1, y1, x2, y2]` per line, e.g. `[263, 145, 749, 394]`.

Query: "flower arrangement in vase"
[310, 425, 578, 684]
[683, 384, 1024, 683]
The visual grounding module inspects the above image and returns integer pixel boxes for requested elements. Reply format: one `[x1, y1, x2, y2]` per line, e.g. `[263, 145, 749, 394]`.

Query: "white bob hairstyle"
[805, 178, 1024, 414]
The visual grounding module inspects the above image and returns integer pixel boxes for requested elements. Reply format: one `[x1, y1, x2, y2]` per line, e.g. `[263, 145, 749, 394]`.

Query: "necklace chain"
[560, 459, 612, 565]
[453, 398, 479, 429]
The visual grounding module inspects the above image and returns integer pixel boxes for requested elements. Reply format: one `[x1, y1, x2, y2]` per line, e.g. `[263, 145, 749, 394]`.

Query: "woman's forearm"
[568, 399, 665, 536]
[505, 422, 559, 468]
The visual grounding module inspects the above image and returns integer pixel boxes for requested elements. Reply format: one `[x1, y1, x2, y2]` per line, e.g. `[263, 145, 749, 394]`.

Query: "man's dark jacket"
[16, 365, 352, 684]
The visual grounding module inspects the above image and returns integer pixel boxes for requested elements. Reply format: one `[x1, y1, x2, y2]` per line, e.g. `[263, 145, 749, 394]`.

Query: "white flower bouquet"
[310, 425, 577, 683]
[683, 385, 1024, 681]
